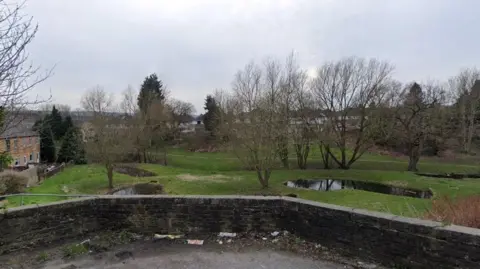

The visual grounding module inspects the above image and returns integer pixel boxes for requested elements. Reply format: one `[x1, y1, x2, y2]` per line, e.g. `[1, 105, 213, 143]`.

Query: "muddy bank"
[113, 165, 157, 177]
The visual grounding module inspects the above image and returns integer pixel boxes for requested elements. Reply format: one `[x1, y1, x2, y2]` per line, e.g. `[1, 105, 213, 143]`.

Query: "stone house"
[0, 122, 40, 166]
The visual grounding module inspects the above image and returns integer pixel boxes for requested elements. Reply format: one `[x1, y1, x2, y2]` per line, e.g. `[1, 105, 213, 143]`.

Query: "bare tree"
[310, 57, 394, 169]
[392, 82, 445, 171]
[282, 55, 313, 169]
[262, 57, 290, 168]
[291, 88, 315, 169]
[218, 61, 283, 188]
[449, 68, 480, 154]
[81, 86, 125, 189]
[153, 98, 195, 164]
[81, 85, 114, 116]
[120, 85, 138, 115]
[0, 1, 52, 132]
[167, 98, 195, 134]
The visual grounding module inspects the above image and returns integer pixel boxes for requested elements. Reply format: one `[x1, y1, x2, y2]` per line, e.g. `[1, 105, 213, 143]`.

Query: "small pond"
[285, 179, 432, 199]
[110, 183, 164, 195]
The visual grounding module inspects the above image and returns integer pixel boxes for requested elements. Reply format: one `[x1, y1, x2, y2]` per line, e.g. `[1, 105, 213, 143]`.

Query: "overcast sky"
[24, 0, 480, 113]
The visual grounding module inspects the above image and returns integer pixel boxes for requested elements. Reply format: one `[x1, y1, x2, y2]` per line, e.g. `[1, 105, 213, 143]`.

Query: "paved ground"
[42, 245, 346, 269]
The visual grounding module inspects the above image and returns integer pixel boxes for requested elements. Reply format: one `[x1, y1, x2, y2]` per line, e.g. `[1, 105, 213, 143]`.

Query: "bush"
[0, 172, 28, 195]
[425, 195, 480, 228]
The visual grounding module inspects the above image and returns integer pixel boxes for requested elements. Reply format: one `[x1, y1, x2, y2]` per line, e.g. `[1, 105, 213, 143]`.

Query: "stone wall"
[1, 195, 479, 268]
[95, 195, 283, 234]
[282, 197, 480, 268]
[0, 198, 101, 253]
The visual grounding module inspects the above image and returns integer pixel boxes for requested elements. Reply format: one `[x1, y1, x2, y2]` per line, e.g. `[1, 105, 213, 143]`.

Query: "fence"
[38, 161, 73, 181]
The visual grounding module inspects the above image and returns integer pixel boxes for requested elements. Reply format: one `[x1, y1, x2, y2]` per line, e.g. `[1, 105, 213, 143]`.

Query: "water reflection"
[285, 179, 432, 199]
[110, 183, 164, 195]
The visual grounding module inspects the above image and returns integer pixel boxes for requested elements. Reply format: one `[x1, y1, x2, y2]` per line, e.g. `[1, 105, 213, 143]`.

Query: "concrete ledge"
[1, 195, 479, 268]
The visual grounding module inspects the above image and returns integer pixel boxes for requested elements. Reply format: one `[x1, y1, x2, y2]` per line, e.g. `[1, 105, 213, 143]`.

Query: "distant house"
[179, 114, 204, 134]
[0, 122, 40, 166]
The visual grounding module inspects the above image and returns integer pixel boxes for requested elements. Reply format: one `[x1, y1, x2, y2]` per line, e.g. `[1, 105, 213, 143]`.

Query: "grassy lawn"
[6, 148, 480, 218]
[166, 148, 480, 174]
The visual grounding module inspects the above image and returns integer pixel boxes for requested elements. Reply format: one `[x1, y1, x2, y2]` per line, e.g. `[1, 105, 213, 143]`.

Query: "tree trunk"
[278, 138, 289, 169]
[256, 169, 269, 189]
[143, 150, 147, 163]
[263, 169, 271, 187]
[319, 143, 331, 169]
[340, 149, 347, 169]
[295, 143, 310, 169]
[106, 164, 114, 189]
[328, 149, 349, 169]
[407, 144, 420, 172]
[407, 155, 419, 172]
[163, 146, 168, 166]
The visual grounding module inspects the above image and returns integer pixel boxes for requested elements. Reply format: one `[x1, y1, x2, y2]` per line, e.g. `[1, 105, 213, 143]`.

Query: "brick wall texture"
[1, 195, 479, 268]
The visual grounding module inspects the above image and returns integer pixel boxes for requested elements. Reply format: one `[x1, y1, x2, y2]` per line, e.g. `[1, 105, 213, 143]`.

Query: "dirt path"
[42, 245, 348, 269]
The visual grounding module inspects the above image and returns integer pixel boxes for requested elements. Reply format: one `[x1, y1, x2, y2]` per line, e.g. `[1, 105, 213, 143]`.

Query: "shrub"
[0, 152, 13, 169]
[0, 172, 28, 195]
[62, 243, 88, 258]
[36, 251, 49, 262]
[425, 195, 480, 228]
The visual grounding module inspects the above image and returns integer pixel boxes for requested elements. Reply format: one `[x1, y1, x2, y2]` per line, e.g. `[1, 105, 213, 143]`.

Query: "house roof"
[0, 121, 38, 139]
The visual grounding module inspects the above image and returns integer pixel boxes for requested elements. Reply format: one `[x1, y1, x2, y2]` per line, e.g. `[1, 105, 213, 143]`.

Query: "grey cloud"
[24, 0, 480, 111]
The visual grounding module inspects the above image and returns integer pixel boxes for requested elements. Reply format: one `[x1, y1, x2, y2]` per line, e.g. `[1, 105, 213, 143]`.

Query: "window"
[13, 139, 18, 151]
[29, 153, 33, 161]
[36, 153, 40, 162]
[28, 137, 32, 146]
[5, 139, 10, 152]
[14, 159, 18, 166]
[23, 156, 26, 164]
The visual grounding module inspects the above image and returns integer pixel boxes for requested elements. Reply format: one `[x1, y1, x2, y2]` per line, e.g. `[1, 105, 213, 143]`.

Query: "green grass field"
[6, 148, 480, 218]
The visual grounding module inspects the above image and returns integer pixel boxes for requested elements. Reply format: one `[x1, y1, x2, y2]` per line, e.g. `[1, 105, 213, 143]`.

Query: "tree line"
[34, 105, 86, 164]
[59, 55, 480, 190]
[199, 54, 480, 188]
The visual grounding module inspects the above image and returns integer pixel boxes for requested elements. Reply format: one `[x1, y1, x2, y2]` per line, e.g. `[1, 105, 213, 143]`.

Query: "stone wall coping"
[438, 224, 480, 236]
[95, 194, 283, 200]
[3, 195, 480, 237]
[0, 197, 97, 215]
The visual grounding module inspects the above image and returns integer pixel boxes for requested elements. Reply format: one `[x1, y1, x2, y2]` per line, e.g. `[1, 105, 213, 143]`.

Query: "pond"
[110, 183, 164, 195]
[285, 179, 433, 199]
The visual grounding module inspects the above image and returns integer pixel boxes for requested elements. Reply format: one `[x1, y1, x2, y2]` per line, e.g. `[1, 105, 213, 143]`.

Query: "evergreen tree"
[74, 140, 87, 165]
[40, 126, 56, 163]
[137, 73, 165, 114]
[32, 118, 43, 131]
[203, 95, 220, 136]
[62, 115, 74, 136]
[58, 127, 82, 163]
[49, 105, 64, 140]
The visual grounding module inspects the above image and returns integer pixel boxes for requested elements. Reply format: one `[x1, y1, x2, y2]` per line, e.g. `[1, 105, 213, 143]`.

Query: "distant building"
[179, 114, 204, 134]
[0, 122, 40, 166]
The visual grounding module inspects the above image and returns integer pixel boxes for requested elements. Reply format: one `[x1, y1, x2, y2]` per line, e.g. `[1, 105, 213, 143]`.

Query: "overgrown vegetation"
[62, 243, 88, 258]
[425, 195, 480, 228]
[36, 251, 49, 262]
[0, 172, 28, 195]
